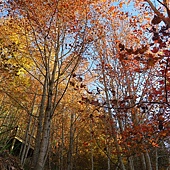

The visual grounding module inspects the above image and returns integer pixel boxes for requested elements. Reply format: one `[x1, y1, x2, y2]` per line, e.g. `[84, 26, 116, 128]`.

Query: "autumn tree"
[1, 0, 169, 170]
[88, 0, 170, 170]
[2, 0, 105, 169]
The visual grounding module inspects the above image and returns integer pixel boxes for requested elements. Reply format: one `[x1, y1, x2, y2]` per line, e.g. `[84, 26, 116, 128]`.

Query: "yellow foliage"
[0, 18, 33, 76]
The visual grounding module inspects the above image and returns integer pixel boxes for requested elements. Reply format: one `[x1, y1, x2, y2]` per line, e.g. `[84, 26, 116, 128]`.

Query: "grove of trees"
[0, 0, 169, 170]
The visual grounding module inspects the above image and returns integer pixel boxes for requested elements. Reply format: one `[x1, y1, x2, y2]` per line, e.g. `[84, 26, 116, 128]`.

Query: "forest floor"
[0, 151, 23, 170]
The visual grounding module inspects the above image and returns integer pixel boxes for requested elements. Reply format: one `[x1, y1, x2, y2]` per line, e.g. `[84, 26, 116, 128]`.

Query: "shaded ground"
[0, 150, 23, 170]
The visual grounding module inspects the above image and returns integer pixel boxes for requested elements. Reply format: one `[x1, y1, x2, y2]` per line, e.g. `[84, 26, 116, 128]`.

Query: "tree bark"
[128, 156, 134, 170]
[67, 113, 74, 170]
[155, 148, 158, 170]
[107, 145, 111, 170]
[20, 92, 37, 167]
[35, 112, 51, 170]
[31, 78, 47, 170]
[59, 113, 65, 170]
[140, 153, 146, 170]
[144, 150, 152, 170]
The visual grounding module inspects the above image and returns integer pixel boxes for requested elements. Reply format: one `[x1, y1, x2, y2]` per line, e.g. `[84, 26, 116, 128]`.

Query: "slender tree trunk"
[31, 78, 47, 169]
[166, 157, 170, 170]
[128, 156, 134, 170]
[35, 111, 51, 170]
[107, 145, 111, 170]
[20, 114, 32, 166]
[144, 150, 152, 170]
[31, 108, 44, 169]
[140, 153, 146, 170]
[74, 134, 79, 170]
[91, 146, 94, 170]
[155, 148, 158, 170]
[67, 113, 74, 170]
[59, 113, 64, 170]
[90, 123, 94, 170]
[22, 118, 36, 166]
[20, 92, 37, 167]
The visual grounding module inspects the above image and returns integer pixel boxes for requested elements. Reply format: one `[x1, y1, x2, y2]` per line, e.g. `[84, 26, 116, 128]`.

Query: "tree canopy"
[0, 0, 169, 170]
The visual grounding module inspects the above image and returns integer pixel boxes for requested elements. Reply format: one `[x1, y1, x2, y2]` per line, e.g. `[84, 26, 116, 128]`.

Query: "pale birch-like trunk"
[140, 153, 146, 170]
[144, 150, 152, 170]
[127, 156, 134, 170]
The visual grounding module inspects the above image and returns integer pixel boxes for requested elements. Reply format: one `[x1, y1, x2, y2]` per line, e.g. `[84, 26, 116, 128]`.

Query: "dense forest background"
[0, 0, 170, 170]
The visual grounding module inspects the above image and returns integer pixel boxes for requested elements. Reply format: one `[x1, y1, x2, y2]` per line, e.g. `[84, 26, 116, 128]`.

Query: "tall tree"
[4, 0, 99, 169]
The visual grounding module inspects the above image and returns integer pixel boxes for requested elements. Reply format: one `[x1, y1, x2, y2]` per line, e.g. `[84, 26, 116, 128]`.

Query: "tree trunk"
[20, 114, 32, 166]
[155, 148, 158, 170]
[140, 153, 146, 170]
[107, 145, 111, 170]
[91, 146, 94, 170]
[128, 156, 134, 170]
[67, 113, 74, 170]
[20, 92, 37, 167]
[74, 134, 79, 170]
[166, 156, 170, 170]
[35, 112, 51, 170]
[90, 122, 94, 170]
[59, 113, 64, 170]
[31, 78, 47, 169]
[144, 150, 152, 170]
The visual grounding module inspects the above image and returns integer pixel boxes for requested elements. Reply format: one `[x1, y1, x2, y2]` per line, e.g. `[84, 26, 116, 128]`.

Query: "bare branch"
[145, 0, 170, 27]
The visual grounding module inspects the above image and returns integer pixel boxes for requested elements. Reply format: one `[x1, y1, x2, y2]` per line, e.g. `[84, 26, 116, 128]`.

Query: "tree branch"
[157, 0, 170, 18]
[145, 0, 170, 27]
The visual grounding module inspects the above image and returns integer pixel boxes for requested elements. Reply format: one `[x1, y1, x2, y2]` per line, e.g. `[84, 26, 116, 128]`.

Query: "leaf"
[119, 2, 123, 8]
[109, 6, 115, 12]
[151, 142, 159, 147]
[90, 100, 99, 106]
[151, 47, 159, 53]
[70, 81, 75, 86]
[119, 43, 125, 51]
[83, 142, 88, 146]
[80, 83, 86, 88]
